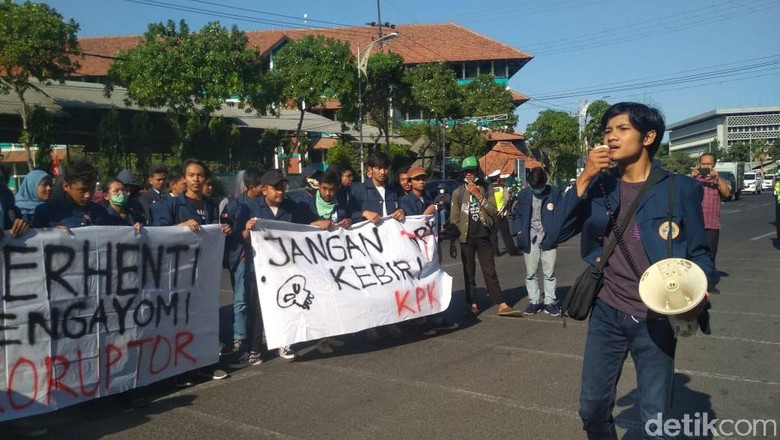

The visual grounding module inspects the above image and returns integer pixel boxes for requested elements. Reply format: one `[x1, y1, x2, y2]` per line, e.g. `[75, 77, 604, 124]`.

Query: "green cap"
[461, 156, 478, 170]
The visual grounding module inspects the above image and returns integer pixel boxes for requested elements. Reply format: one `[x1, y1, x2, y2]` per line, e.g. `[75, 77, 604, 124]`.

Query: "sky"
[41, 0, 780, 135]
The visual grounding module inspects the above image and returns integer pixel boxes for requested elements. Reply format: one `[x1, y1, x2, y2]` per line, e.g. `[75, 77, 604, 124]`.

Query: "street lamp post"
[357, 32, 399, 183]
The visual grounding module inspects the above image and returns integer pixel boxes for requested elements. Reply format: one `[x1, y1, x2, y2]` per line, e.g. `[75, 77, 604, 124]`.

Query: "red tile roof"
[73, 23, 533, 77]
[487, 131, 525, 141]
[479, 141, 542, 176]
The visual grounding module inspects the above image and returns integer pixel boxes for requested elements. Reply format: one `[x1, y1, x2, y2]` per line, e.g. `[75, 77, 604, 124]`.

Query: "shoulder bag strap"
[667, 174, 676, 257]
[596, 167, 665, 271]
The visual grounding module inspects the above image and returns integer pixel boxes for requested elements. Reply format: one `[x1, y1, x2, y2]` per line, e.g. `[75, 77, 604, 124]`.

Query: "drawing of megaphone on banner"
[639, 258, 707, 337]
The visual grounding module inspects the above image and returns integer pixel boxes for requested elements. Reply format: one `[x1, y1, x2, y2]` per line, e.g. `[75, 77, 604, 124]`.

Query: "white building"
[668, 106, 780, 156]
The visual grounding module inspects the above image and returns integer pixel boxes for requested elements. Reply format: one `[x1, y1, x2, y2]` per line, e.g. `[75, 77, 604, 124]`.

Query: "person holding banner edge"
[553, 102, 713, 439]
[151, 159, 232, 382]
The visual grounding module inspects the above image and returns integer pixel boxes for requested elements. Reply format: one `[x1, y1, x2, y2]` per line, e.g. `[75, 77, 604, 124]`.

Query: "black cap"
[260, 169, 287, 186]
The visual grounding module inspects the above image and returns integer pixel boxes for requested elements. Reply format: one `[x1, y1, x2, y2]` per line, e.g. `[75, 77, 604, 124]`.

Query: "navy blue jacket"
[32, 195, 124, 228]
[246, 196, 305, 223]
[399, 191, 433, 216]
[151, 193, 218, 226]
[553, 162, 713, 332]
[0, 185, 22, 229]
[510, 185, 562, 253]
[221, 192, 254, 272]
[349, 180, 401, 223]
[297, 192, 353, 224]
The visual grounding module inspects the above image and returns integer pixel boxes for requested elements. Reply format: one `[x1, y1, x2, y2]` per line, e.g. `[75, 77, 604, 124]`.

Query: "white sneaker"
[279, 346, 296, 360]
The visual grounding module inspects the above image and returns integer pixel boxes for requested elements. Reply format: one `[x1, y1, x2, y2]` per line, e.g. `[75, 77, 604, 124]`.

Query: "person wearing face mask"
[511, 167, 562, 317]
[103, 178, 143, 232]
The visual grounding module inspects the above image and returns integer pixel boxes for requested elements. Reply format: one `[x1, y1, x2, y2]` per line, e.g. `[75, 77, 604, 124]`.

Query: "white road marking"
[750, 231, 777, 240]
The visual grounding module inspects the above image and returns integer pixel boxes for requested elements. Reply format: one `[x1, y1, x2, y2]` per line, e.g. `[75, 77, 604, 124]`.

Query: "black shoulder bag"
[561, 168, 664, 321]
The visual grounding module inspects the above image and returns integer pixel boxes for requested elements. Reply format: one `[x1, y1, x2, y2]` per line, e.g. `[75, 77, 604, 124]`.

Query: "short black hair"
[527, 167, 548, 189]
[182, 159, 211, 178]
[103, 178, 123, 192]
[167, 167, 183, 184]
[339, 166, 354, 176]
[367, 151, 391, 169]
[243, 165, 264, 188]
[601, 102, 665, 158]
[698, 152, 716, 164]
[148, 164, 168, 177]
[63, 159, 98, 185]
[319, 169, 342, 187]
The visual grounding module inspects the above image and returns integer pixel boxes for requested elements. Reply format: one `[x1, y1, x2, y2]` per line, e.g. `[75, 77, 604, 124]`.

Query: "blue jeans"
[523, 244, 557, 304]
[579, 299, 676, 440]
[230, 261, 248, 341]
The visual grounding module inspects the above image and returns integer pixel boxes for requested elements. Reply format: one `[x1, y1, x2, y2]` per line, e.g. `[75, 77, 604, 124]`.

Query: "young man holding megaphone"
[553, 102, 714, 439]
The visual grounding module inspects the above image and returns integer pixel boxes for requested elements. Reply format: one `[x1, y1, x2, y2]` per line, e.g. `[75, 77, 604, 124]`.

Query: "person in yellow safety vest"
[489, 171, 520, 256]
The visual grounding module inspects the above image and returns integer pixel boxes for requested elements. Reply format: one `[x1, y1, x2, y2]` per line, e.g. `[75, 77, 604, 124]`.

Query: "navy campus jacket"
[221, 192, 254, 272]
[553, 161, 714, 332]
[399, 192, 434, 216]
[296, 192, 353, 224]
[349, 180, 402, 223]
[151, 193, 219, 226]
[0, 185, 22, 229]
[32, 195, 125, 228]
[510, 185, 562, 253]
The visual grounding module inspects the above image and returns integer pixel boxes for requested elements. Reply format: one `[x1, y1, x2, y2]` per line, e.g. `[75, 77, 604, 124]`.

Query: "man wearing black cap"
[243, 169, 307, 361]
[116, 169, 147, 225]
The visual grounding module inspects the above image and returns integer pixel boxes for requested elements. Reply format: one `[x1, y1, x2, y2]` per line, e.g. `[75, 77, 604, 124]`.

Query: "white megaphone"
[638, 258, 708, 337]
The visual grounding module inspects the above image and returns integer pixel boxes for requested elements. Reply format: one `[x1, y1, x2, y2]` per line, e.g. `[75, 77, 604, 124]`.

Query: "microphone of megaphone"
[639, 258, 708, 337]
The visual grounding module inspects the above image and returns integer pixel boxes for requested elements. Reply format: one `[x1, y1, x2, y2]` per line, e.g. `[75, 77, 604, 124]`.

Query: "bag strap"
[667, 175, 675, 257]
[596, 167, 665, 271]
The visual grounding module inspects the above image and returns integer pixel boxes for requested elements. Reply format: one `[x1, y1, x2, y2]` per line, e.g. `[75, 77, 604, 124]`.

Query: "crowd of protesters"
[1, 102, 718, 439]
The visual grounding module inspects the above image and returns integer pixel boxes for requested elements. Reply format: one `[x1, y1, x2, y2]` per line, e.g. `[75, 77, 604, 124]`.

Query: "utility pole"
[376, 0, 383, 43]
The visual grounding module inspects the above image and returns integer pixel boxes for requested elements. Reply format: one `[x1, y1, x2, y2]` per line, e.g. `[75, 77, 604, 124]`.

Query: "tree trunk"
[15, 88, 35, 171]
[295, 108, 306, 169]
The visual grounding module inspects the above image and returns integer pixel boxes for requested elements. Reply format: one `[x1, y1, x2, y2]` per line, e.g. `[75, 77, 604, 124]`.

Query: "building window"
[465, 62, 478, 79]
[478, 61, 492, 76]
[493, 60, 507, 78]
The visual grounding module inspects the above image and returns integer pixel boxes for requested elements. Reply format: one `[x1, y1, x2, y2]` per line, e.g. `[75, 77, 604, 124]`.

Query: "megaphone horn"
[639, 258, 707, 316]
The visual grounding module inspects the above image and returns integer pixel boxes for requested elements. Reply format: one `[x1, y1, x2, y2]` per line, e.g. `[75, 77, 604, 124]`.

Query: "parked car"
[743, 172, 761, 195]
[719, 171, 738, 201]
[762, 174, 775, 191]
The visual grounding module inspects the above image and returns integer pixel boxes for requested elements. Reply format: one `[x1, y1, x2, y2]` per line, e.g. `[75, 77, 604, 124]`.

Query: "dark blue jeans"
[579, 299, 677, 440]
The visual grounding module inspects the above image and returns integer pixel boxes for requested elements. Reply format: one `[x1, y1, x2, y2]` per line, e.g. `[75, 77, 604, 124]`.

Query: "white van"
[762, 174, 775, 191]
[743, 172, 761, 194]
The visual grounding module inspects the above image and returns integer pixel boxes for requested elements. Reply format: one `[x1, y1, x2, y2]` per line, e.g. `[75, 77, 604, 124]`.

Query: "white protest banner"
[0, 225, 224, 422]
[251, 215, 453, 349]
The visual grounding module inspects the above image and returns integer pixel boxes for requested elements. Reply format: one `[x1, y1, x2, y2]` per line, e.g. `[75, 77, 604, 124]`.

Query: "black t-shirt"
[466, 195, 490, 238]
[186, 196, 208, 224]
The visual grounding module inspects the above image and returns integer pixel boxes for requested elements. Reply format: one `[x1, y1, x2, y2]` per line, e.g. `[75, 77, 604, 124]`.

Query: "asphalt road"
[5, 193, 779, 440]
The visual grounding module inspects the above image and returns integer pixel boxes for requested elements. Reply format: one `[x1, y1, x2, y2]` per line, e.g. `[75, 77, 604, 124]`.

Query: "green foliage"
[448, 123, 488, 158]
[769, 138, 780, 162]
[718, 142, 750, 162]
[97, 109, 123, 179]
[525, 110, 579, 179]
[0, 0, 80, 170]
[581, 100, 610, 147]
[388, 144, 414, 171]
[325, 142, 358, 171]
[27, 105, 55, 173]
[108, 20, 268, 159]
[659, 152, 696, 174]
[403, 63, 460, 120]
[271, 35, 357, 164]
[131, 112, 154, 176]
[363, 51, 406, 147]
[460, 74, 516, 126]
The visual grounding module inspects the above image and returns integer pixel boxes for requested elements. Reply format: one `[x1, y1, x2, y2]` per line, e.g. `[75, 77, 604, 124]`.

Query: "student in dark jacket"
[510, 167, 562, 317]
[241, 169, 307, 362]
[0, 167, 28, 238]
[399, 166, 460, 334]
[222, 166, 263, 367]
[297, 168, 354, 229]
[151, 159, 232, 383]
[138, 164, 168, 224]
[102, 178, 143, 232]
[347, 152, 406, 341]
[33, 159, 124, 229]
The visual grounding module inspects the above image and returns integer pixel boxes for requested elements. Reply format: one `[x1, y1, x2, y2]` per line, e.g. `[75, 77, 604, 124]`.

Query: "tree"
[0, 0, 80, 171]
[768, 138, 780, 163]
[325, 141, 358, 172]
[659, 152, 696, 174]
[363, 51, 406, 149]
[525, 110, 579, 180]
[403, 63, 460, 169]
[108, 20, 269, 160]
[271, 35, 357, 167]
[448, 123, 489, 159]
[581, 100, 611, 148]
[28, 105, 56, 174]
[131, 112, 154, 177]
[97, 109, 123, 180]
[718, 142, 750, 162]
[460, 74, 516, 126]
